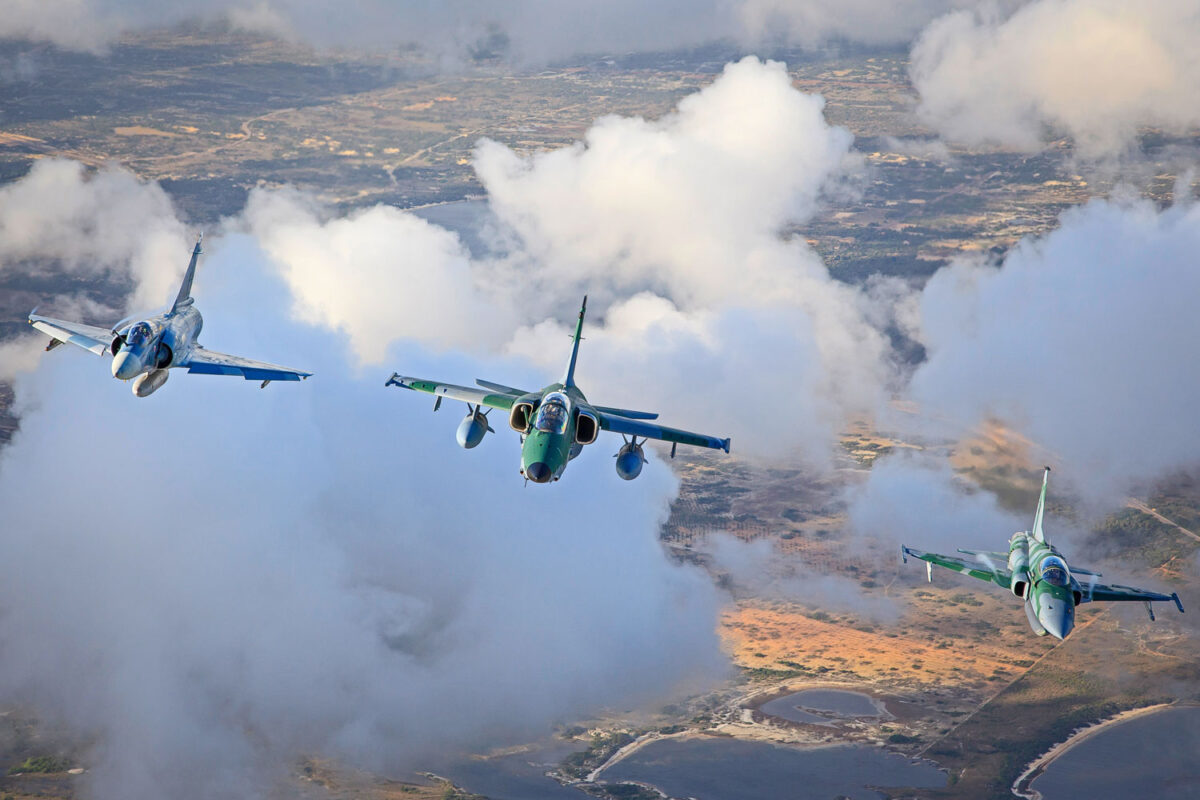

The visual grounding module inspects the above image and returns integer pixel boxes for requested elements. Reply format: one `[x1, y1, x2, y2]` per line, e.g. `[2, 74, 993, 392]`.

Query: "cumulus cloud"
[243, 190, 516, 363]
[908, 194, 1200, 501]
[0, 158, 189, 312]
[737, 0, 979, 49]
[4, 0, 986, 59]
[0, 335, 44, 380]
[911, 0, 1200, 157]
[248, 57, 891, 461]
[0, 229, 729, 800]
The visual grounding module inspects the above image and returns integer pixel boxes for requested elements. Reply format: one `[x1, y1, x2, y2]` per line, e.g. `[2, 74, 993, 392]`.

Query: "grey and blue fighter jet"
[29, 236, 311, 396]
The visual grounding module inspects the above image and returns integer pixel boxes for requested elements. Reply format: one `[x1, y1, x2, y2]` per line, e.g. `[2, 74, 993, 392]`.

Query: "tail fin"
[1032, 466, 1051, 543]
[171, 235, 203, 313]
[562, 295, 586, 388]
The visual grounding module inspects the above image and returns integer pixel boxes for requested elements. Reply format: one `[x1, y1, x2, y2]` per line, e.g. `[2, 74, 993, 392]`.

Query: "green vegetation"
[8, 755, 72, 774]
[560, 731, 637, 780]
[887, 733, 919, 744]
[440, 786, 484, 800]
[1092, 508, 1197, 566]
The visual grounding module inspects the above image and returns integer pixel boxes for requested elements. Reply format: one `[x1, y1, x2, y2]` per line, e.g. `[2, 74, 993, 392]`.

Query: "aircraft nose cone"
[111, 351, 140, 380]
[526, 462, 551, 483]
[1039, 601, 1074, 640]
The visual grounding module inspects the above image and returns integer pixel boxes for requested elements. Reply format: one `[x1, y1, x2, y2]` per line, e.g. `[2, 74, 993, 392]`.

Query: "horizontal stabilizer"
[956, 548, 1010, 562]
[595, 405, 660, 420]
[476, 378, 528, 395]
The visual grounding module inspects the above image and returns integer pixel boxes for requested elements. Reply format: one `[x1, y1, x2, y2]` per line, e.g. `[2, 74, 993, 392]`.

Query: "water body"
[1032, 706, 1200, 800]
[760, 688, 887, 725]
[432, 741, 587, 800]
[410, 199, 498, 259]
[600, 738, 946, 800]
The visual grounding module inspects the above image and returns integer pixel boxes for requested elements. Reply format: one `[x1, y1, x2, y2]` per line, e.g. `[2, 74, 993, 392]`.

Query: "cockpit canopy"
[1040, 555, 1070, 587]
[533, 392, 570, 435]
[127, 322, 154, 349]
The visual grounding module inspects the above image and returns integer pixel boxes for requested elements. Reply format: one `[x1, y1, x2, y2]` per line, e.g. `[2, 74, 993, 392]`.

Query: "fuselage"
[111, 304, 202, 391]
[517, 384, 592, 484]
[1009, 531, 1076, 640]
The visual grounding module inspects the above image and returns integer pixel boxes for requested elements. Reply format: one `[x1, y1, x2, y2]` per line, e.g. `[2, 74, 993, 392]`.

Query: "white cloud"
[0, 158, 189, 311]
[909, 195, 1200, 499]
[0, 230, 729, 800]
[911, 0, 1200, 157]
[242, 189, 516, 363]
[247, 57, 892, 461]
[4, 0, 989, 58]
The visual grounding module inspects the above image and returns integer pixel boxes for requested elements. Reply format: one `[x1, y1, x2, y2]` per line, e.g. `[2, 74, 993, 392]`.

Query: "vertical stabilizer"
[1032, 466, 1051, 543]
[562, 295, 586, 388]
[171, 235, 203, 313]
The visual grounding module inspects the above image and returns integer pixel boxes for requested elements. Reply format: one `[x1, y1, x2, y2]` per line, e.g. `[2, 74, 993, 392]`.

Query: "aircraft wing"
[387, 374, 520, 410]
[183, 346, 311, 382]
[1077, 579, 1184, 611]
[29, 313, 115, 356]
[597, 411, 730, 453]
[902, 545, 1011, 589]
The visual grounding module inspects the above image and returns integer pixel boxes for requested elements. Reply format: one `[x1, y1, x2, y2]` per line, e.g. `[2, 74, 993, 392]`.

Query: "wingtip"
[723, 437, 731, 454]
[1174, 593, 1185, 613]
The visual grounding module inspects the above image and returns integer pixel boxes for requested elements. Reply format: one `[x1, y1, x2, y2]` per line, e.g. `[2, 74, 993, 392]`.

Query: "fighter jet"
[29, 236, 311, 396]
[902, 468, 1184, 640]
[386, 296, 730, 484]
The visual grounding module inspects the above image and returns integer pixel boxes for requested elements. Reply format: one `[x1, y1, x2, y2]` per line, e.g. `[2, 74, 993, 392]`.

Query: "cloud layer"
[248, 57, 890, 461]
[4, 0, 980, 58]
[911, 0, 1200, 156]
[909, 194, 1200, 500]
[0, 229, 728, 799]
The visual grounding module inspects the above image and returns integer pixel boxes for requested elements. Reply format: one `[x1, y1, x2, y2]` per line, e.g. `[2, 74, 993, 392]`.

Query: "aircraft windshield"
[533, 395, 569, 434]
[1040, 556, 1069, 587]
[127, 322, 153, 349]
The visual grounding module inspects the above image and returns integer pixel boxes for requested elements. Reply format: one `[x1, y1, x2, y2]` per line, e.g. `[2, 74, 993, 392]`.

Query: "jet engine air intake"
[110, 335, 126, 357]
[155, 343, 173, 370]
[575, 409, 599, 445]
[509, 402, 535, 433]
[1008, 532, 1031, 599]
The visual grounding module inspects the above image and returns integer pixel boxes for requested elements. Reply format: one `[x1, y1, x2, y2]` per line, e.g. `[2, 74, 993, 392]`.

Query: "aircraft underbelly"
[1024, 599, 1048, 636]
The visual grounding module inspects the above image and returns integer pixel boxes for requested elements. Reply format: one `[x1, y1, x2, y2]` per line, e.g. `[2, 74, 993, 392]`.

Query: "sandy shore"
[1010, 703, 1173, 800]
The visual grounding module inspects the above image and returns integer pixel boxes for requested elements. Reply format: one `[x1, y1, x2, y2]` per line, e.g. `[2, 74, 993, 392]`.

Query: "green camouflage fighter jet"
[386, 297, 730, 484]
[902, 468, 1184, 639]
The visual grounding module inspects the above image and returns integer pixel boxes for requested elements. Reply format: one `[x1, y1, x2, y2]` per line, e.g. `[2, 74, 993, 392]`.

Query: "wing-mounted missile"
[1008, 532, 1031, 598]
[456, 403, 494, 449]
[614, 435, 647, 480]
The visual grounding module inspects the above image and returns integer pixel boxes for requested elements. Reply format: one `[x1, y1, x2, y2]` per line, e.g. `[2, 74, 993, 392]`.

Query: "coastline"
[1010, 703, 1174, 800]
